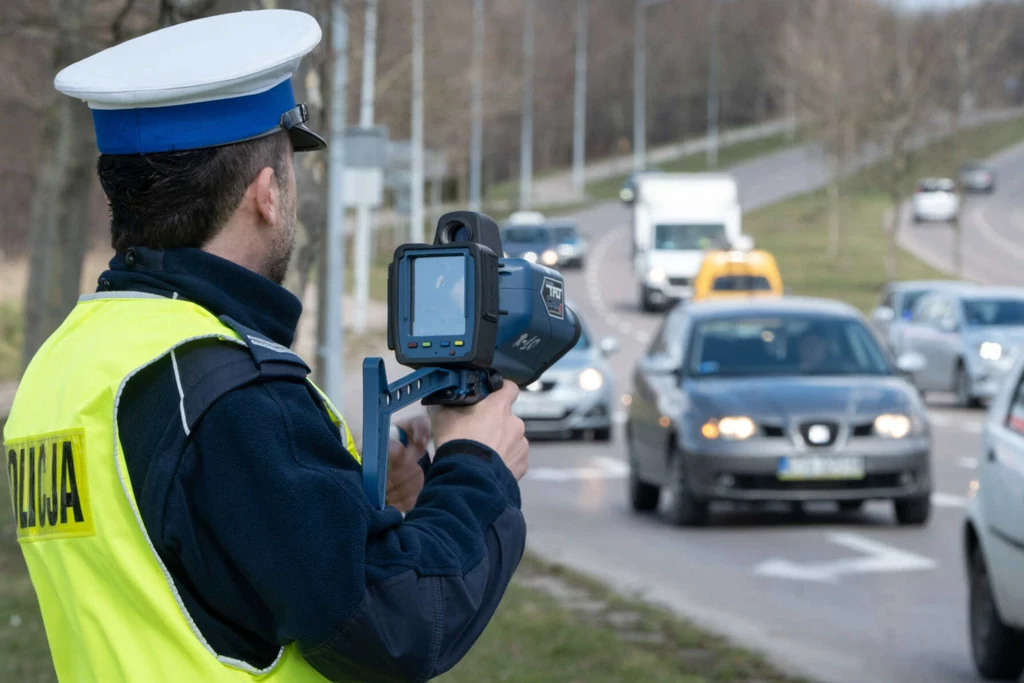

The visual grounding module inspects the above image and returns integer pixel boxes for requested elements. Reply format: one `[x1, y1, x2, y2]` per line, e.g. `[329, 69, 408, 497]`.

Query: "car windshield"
[918, 179, 955, 193]
[712, 275, 772, 292]
[503, 227, 551, 244]
[962, 299, 1024, 326]
[901, 289, 930, 318]
[574, 324, 591, 350]
[550, 225, 579, 243]
[654, 224, 727, 250]
[687, 315, 890, 377]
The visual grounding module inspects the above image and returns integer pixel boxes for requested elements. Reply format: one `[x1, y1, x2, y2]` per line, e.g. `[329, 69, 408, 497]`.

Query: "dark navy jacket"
[102, 247, 526, 682]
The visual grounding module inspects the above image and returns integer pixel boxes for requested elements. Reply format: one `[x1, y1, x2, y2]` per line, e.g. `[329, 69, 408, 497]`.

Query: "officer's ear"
[251, 166, 280, 228]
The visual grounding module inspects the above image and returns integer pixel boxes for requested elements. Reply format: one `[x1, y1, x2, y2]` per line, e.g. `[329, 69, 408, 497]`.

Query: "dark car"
[960, 161, 996, 194]
[626, 298, 932, 527]
[501, 224, 559, 268]
[549, 221, 587, 269]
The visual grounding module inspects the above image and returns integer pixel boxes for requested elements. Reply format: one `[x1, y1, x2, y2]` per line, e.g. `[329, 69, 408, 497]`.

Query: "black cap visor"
[280, 104, 327, 152]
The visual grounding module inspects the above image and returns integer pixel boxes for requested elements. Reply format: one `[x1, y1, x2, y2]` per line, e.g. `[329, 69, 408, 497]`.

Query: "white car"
[964, 354, 1024, 680]
[912, 178, 959, 224]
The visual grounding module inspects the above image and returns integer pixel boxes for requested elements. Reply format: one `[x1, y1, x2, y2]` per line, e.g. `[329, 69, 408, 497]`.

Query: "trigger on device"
[390, 425, 409, 446]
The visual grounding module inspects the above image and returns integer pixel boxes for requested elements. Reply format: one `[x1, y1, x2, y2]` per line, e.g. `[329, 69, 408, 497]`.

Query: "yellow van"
[692, 250, 783, 302]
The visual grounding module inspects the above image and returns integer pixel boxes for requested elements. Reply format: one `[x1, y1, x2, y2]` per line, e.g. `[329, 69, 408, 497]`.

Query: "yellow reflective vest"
[4, 293, 357, 682]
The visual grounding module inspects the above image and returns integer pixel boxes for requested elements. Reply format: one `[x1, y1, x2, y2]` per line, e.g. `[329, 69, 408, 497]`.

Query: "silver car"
[901, 287, 1024, 407]
[512, 312, 619, 441]
[627, 298, 932, 526]
[870, 280, 975, 355]
[960, 161, 996, 194]
[549, 220, 587, 269]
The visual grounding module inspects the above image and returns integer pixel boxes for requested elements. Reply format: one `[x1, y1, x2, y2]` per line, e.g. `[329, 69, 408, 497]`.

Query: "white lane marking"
[932, 492, 968, 508]
[634, 330, 650, 344]
[612, 410, 629, 424]
[752, 532, 937, 584]
[525, 455, 629, 482]
[973, 205, 1024, 260]
[958, 457, 979, 470]
[929, 412, 984, 435]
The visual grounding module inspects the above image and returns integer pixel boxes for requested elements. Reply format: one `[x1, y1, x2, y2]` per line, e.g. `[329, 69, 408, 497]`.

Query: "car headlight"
[647, 266, 667, 284]
[874, 413, 912, 439]
[701, 416, 756, 440]
[578, 368, 604, 391]
[979, 341, 1003, 361]
[523, 251, 538, 263]
[541, 249, 559, 266]
[620, 187, 635, 202]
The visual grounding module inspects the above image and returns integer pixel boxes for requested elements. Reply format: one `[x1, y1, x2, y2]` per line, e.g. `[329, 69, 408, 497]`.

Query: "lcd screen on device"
[411, 255, 467, 337]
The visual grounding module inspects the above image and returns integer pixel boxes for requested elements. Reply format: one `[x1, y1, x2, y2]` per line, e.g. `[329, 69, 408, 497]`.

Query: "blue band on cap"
[91, 79, 296, 154]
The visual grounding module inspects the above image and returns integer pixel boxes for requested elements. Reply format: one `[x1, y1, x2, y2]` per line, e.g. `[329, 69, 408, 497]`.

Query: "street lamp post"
[706, 0, 721, 168]
[352, 0, 378, 334]
[411, 0, 425, 243]
[571, 0, 588, 197]
[633, 0, 668, 174]
[519, 0, 535, 210]
[468, 0, 484, 211]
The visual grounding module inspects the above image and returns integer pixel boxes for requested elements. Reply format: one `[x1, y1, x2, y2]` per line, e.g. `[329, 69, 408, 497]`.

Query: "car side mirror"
[732, 235, 755, 251]
[640, 354, 678, 376]
[896, 352, 927, 375]
[871, 306, 896, 323]
[599, 336, 621, 357]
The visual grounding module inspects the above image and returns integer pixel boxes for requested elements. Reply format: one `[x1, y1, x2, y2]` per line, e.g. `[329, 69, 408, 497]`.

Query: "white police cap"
[54, 10, 326, 155]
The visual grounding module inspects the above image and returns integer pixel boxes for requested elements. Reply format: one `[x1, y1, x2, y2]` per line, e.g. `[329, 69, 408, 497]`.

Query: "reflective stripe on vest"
[3, 295, 357, 682]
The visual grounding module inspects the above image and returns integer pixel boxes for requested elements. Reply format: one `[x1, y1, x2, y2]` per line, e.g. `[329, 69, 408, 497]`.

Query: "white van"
[631, 173, 748, 311]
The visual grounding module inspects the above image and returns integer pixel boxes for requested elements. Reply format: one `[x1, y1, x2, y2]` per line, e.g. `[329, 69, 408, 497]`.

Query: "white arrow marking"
[753, 532, 937, 584]
[931, 492, 967, 508]
[525, 456, 629, 482]
[958, 456, 979, 470]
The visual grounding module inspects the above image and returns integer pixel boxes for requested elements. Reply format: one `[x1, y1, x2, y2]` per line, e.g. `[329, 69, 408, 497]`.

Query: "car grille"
[851, 423, 874, 437]
[525, 379, 558, 393]
[762, 425, 786, 437]
[668, 277, 690, 287]
[731, 474, 902, 491]
[799, 421, 838, 447]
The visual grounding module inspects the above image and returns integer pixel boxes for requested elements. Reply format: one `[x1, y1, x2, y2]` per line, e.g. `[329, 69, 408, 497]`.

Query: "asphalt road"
[518, 141, 1024, 683]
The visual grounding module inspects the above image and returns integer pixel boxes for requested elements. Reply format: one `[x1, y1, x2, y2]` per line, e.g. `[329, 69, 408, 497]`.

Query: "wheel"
[956, 363, 983, 409]
[969, 546, 1024, 680]
[640, 287, 657, 312]
[894, 495, 931, 525]
[838, 500, 864, 513]
[628, 459, 660, 513]
[666, 452, 709, 527]
[593, 426, 612, 442]
[913, 213, 922, 224]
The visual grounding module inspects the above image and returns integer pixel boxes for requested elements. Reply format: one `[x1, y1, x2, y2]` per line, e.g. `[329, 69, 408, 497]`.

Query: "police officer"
[4, 10, 529, 682]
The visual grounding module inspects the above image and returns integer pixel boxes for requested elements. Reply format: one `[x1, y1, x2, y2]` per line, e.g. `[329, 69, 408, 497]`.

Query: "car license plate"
[513, 401, 565, 419]
[777, 456, 865, 480]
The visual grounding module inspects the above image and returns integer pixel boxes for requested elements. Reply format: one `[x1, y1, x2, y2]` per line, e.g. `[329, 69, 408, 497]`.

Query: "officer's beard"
[264, 180, 297, 286]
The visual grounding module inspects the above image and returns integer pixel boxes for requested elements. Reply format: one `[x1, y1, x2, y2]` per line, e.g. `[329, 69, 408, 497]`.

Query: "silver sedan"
[512, 315, 619, 441]
[901, 287, 1024, 407]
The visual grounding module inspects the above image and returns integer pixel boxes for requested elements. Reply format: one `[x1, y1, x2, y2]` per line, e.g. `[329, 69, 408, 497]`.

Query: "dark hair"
[97, 131, 291, 251]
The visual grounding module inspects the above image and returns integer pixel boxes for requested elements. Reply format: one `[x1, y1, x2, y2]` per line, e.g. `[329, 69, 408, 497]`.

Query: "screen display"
[412, 255, 467, 337]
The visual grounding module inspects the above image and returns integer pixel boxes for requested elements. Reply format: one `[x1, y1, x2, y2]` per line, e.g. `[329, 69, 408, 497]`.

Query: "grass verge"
[0, 476, 799, 683]
[744, 117, 1024, 312]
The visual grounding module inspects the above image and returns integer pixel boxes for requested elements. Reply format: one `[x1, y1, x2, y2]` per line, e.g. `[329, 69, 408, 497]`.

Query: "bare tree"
[779, 0, 883, 264]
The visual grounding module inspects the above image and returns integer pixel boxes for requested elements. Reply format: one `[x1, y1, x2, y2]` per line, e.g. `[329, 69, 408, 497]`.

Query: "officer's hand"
[431, 383, 529, 481]
[387, 415, 430, 513]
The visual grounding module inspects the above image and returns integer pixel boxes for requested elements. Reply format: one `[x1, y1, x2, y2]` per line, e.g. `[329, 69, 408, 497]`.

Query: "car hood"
[684, 375, 916, 420]
[505, 241, 551, 254]
[964, 326, 1024, 353]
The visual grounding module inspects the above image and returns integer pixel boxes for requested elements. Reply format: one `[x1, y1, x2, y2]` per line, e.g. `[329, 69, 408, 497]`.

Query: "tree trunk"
[885, 192, 901, 283]
[21, 0, 97, 374]
[825, 152, 841, 261]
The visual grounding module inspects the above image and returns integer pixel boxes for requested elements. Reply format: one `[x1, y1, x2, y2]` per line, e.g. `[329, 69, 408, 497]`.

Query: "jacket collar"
[97, 247, 302, 349]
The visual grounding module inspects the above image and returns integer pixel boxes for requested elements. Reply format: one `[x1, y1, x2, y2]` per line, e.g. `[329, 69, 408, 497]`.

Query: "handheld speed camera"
[362, 211, 581, 508]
